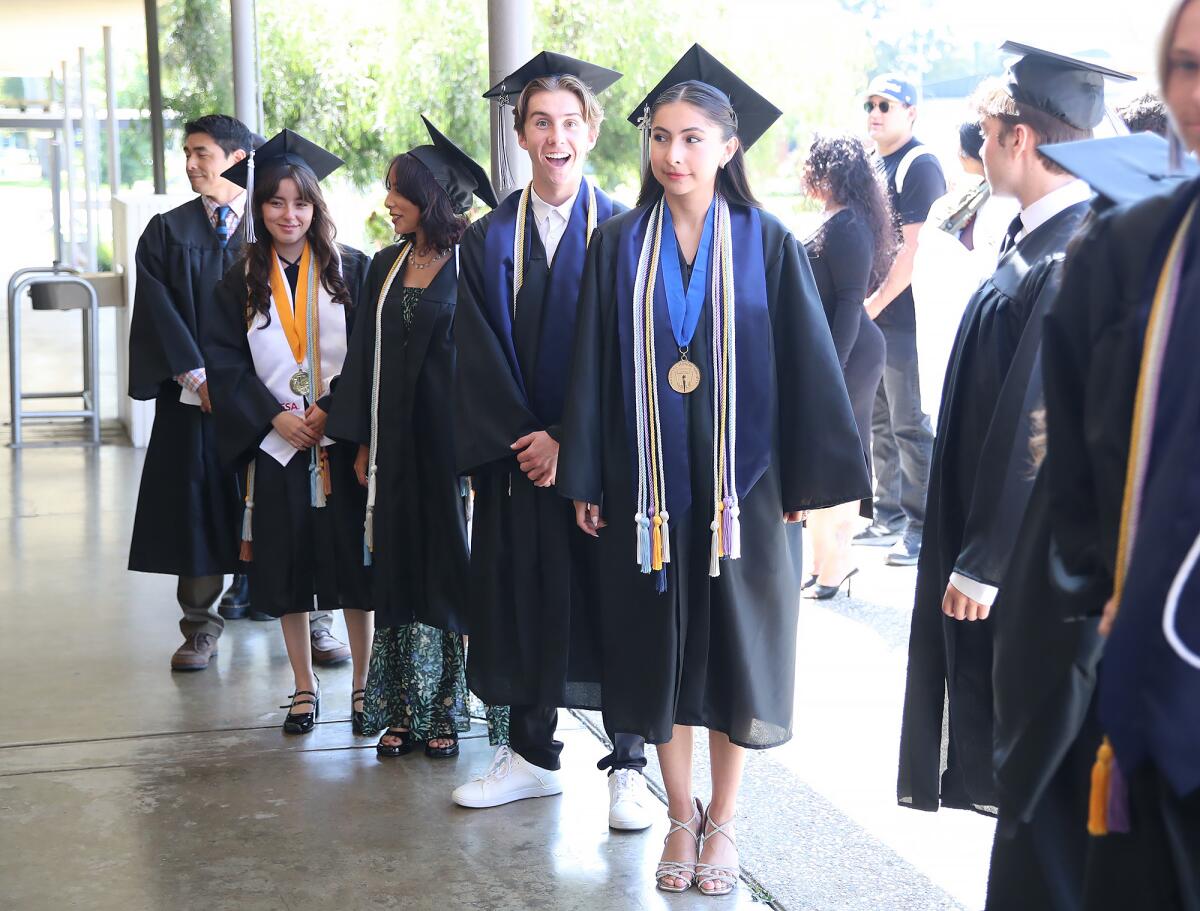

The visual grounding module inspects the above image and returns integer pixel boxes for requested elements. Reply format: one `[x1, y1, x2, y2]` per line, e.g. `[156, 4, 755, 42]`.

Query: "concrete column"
[145, 0, 166, 193]
[61, 61, 78, 267]
[230, 0, 262, 133]
[80, 47, 99, 271]
[487, 0, 533, 197]
[104, 26, 121, 194]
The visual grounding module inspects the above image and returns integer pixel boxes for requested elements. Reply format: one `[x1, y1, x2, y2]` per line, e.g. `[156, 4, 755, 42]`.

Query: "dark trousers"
[509, 704, 647, 774]
[871, 323, 934, 539]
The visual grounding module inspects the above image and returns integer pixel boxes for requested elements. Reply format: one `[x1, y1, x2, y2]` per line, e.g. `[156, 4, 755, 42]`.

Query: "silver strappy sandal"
[655, 797, 703, 893]
[696, 809, 739, 897]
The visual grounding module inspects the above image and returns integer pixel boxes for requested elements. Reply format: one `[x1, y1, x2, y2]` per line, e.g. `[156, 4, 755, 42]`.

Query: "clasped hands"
[511, 430, 558, 488]
[271, 404, 327, 451]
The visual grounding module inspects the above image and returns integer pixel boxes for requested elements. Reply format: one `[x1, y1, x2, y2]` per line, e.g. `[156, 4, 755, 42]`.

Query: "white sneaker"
[608, 769, 655, 830]
[451, 745, 563, 808]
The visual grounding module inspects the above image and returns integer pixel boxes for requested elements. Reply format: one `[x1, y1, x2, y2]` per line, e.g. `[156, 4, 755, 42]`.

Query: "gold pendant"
[289, 369, 311, 397]
[667, 358, 701, 395]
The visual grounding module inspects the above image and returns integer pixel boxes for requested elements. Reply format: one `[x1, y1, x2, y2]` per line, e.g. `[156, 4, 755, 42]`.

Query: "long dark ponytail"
[635, 80, 762, 209]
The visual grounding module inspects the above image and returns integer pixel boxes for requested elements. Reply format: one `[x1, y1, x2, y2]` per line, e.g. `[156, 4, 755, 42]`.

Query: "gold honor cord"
[267, 244, 315, 396]
[363, 242, 413, 564]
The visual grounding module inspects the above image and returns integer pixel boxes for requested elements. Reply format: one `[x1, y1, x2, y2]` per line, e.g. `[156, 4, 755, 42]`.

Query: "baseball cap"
[864, 73, 919, 107]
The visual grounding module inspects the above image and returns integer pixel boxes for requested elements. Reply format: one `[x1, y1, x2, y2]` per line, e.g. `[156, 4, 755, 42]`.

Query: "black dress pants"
[509, 704, 647, 774]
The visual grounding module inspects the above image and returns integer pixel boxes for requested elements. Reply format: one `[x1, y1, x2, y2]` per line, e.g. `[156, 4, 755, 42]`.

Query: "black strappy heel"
[424, 732, 460, 758]
[351, 689, 367, 735]
[376, 728, 414, 757]
[281, 687, 320, 734]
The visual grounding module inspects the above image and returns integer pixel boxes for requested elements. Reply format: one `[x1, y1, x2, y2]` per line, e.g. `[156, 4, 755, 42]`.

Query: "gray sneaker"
[853, 524, 901, 547]
[886, 536, 921, 566]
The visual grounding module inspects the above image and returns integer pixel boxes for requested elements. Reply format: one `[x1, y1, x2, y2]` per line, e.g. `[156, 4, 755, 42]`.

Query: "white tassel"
[660, 510, 671, 565]
[243, 151, 257, 243]
[729, 502, 742, 560]
[709, 515, 722, 578]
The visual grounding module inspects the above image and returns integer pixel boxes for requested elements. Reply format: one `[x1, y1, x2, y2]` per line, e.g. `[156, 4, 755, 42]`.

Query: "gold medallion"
[289, 369, 311, 397]
[667, 358, 701, 395]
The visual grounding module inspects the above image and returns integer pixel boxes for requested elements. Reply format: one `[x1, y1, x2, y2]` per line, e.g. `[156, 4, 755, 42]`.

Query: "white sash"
[246, 252, 348, 465]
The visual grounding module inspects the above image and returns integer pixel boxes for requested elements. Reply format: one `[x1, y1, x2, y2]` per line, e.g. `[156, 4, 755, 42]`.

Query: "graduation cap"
[222, 129, 345, 243]
[1039, 132, 1198, 206]
[626, 44, 782, 150]
[482, 51, 622, 104]
[1000, 40, 1135, 131]
[407, 115, 498, 213]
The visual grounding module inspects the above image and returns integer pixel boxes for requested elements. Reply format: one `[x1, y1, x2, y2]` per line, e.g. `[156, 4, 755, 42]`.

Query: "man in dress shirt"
[128, 114, 348, 670]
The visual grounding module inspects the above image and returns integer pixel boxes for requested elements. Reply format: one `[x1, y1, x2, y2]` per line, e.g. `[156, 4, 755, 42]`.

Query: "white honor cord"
[364, 242, 412, 554]
[1163, 528, 1200, 669]
[511, 180, 598, 320]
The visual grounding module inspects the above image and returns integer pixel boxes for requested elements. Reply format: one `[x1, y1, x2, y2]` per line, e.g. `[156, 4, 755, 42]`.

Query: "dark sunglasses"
[863, 99, 901, 113]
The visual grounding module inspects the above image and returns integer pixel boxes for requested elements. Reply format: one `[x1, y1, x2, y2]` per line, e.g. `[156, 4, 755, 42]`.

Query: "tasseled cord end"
[636, 104, 651, 178]
[239, 462, 255, 562]
[1088, 737, 1131, 835]
[709, 510, 722, 578]
[496, 94, 514, 192]
[309, 448, 328, 508]
[363, 468, 377, 567]
[636, 513, 652, 575]
[242, 150, 257, 244]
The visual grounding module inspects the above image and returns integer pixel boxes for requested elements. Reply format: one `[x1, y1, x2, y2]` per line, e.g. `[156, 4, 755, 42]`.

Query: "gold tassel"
[1088, 737, 1115, 836]
[651, 514, 664, 571]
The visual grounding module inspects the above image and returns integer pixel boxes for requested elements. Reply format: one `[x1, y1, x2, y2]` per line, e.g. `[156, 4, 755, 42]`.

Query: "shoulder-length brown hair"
[243, 163, 350, 326]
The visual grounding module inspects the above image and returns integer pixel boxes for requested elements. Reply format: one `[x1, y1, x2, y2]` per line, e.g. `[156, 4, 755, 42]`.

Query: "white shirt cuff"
[949, 572, 998, 607]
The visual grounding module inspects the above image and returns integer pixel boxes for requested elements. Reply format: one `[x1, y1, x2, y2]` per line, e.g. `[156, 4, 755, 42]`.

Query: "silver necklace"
[410, 248, 450, 270]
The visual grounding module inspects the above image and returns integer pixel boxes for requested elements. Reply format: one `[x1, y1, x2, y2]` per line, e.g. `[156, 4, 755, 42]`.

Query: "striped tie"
[214, 205, 232, 248]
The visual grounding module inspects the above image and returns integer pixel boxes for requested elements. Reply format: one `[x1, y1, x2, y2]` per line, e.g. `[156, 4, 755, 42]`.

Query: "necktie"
[998, 213, 1023, 260]
[214, 205, 232, 248]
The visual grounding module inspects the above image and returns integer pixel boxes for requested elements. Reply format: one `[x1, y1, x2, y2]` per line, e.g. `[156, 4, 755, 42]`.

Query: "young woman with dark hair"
[205, 131, 373, 735]
[327, 119, 510, 759]
[801, 133, 894, 598]
[557, 46, 871, 895]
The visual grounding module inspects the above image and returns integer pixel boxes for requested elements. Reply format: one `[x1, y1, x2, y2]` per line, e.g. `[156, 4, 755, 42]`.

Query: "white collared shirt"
[530, 185, 579, 265]
[1012, 179, 1092, 244]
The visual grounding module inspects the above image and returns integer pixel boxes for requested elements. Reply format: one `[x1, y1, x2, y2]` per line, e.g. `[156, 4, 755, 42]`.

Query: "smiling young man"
[857, 73, 945, 568]
[897, 45, 1133, 823]
[128, 114, 348, 670]
[451, 53, 653, 830]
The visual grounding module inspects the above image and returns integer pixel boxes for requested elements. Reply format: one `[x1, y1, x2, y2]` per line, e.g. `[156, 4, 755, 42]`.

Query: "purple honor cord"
[659, 198, 716, 350]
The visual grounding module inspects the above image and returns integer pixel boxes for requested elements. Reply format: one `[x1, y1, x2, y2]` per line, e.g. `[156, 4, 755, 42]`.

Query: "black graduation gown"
[454, 199, 627, 710]
[898, 201, 1090, 814]
[127, 198, 243, 577]
[556, 207, 871, 749]
[326, 244, 469, 632]
[205, 245, 371, 617]
[986, 185, 1200, 911]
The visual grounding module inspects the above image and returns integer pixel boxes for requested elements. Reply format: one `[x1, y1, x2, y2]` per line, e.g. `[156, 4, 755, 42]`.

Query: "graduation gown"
[205, 245, 371, 617]
[326, 244, 469, 632]
[898, 201, 1090, 814]
[454, 190, 626, 709]
[556, 205, 870, 749]
[127, 198, 243, 577]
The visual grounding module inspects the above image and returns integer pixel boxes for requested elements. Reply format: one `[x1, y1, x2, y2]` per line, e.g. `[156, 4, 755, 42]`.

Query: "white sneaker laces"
[612, 769, 638, 802]
[479, 745, 515, 783]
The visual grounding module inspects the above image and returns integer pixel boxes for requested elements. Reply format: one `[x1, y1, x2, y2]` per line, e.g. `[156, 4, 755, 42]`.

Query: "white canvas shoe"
[451, 745, 563, 808]
[608, 768, 655, 830]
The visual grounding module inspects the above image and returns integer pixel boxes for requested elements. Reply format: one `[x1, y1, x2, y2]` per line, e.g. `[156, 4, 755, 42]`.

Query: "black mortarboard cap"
[626, 44, 782, 149]
[1039, 132, 1198, 206]
[407, 115, 499, 213]
[1000, 41, 1135, 131]
[222, 128, 344, 189]
[482, 51, 622, 103]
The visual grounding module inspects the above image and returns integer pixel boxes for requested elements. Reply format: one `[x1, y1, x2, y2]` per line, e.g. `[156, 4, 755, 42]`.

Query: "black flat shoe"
[351, 689, 367, 736]
[800, 574, 818, 591]
[217, 574, 251, 619]
[377, 728, 414, 757]
[803, 568, 859, 600]
[424, 733, 460, 759]
[281, 688, 320, 734]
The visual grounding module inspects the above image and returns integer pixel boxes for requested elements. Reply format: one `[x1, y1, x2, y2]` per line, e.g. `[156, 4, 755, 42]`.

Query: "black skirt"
[244, 442, 370, 617]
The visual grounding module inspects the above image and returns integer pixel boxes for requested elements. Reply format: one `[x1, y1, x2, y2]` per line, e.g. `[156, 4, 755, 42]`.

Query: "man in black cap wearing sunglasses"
[858, 73, 945, 569]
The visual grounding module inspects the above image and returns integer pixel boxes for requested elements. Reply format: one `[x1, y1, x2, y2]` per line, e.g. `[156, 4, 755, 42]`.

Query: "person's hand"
[574, 500, 606, 537]
[198, 381, 212, 414]
[271, 411, 319, 450]
[354, 443, 369, 488]
[942, 581, 991, 621]
[864, 294, 885, 321]
[1099, 593, 1119, 636]
[303, 403, 327, 439]
[512, 431, 558, 487]
[783, 510, 806, 524]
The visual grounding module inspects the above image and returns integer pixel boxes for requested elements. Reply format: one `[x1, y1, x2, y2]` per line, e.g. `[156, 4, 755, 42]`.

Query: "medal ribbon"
[659, 198, 715, 350]
[268, 243, 312, 366]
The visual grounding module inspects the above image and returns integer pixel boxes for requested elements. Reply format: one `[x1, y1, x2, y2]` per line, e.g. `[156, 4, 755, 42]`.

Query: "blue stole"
[1100, 181, 1200, 797]
[480, 180, 614, 425]
[615, 200, 772, 521]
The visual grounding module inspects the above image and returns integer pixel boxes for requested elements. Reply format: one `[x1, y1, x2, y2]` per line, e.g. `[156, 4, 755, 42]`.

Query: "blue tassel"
[636, 513, 652, 574]
[655, 567, 667, 594]
[363, 536, 372, 567]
